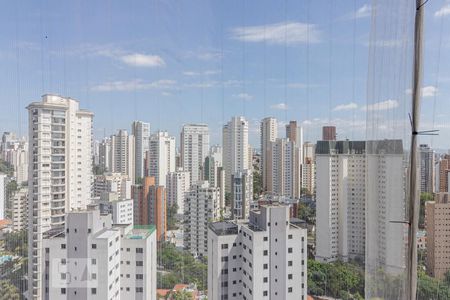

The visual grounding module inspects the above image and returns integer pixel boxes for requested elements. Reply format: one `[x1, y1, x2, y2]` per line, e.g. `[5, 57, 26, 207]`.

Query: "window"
[263, 264, 268, 269]
[136, 261, 143, 266]
[263, 291, 268, 296]
[263, 250, 268, 256]
[136, 287, 143, 293]
[91, 288, 97, 295]
[61, 288, 66, 295]
[221, 243, 228, 249]
[288, 247, 293, 253]
[288, 287, 293, 293]
[263, 277, 268, 283]
[288, 274, 293, 279]
[136, 274, 143, 279]
[61, 244, 66, 249]
[288, 234, 293, 239]
[91, 244, 97, 249]
[221, 256, 228, 262]
[288, 261, 293, 266]
[136, 248, 143, 253]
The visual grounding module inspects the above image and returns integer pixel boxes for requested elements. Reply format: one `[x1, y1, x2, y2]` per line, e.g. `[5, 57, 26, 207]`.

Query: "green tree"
[298, 202, 315, 225]
[0, 280, 20, 300]
[171, 290, 194, 300]
[252, 171, 262, 199]
[419, 192, 433, 229]
[167, 204, 179, 230]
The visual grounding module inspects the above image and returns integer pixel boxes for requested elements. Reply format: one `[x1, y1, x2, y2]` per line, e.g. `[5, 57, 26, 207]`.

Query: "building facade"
[111, 130, 135, 184]
[315, 140, 406, 277]
[223, 117, 249, 193]
[41, 207, 156, 300]
[166, 170, 190, 215]
[260, 117, 278, 193]
[208, 204, 308, 300]
[231, 170, 253, 220]
[132, 121, 150, 181]
[147, 131, 175, 187]
[184, 181, 220, 257]
[180, 124, 210, 186]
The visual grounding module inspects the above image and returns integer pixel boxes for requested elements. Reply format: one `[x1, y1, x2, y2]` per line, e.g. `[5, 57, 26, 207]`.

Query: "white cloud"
[405, 85, 438, 97]
[333, 102, 358, 111]
[355, 4, 372, 18]
[230, 22, 321, 45]
[183, 70, 220, 76]
[120, 53, 165, 67]
[361, 99, 399, 111]
[270, 103, 288, 110]
[92, 79, 175, 92]
[435, 4, 450, 17]
[234, 93, 253, 101]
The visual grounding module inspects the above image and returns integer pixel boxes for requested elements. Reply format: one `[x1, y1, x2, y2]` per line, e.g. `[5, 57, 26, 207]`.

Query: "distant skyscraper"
[10, 187, 28, 231]
[208, 204, 308, 300]
[419, 144, 435, 194]
[99, 137, 111, 172]
[267, 138, 302, 199]
[231, 170, 253, 219]
[261, 118, 278, 193]
[93, 172, 132, 200]
[426, 193, 450, 279]
[166, 170, 190, 214]
[147, 131, 176, 187]
[204, 146, 225, 209]
[41, 207, 157, 300]
[27, 94, 93, 299]
[223, 117, 249, 193]
[132, 121, 150, 180]
[302, 142, 316, 195]
[111, 129, 135, 183]
[437, 154, 450, 192]
[315, 140, 406, 276]
[180, 124, 210, 186]
[184, 181, 220, 257]
[322, 126, 336, 141]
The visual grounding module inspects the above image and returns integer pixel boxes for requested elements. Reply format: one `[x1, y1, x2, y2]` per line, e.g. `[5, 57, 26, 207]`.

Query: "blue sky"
[1, 0, 450, 148]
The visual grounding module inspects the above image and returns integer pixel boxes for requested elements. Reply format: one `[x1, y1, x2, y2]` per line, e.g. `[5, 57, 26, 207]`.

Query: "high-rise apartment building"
[166, 170, 190, 214]
[27, 94, 93, 299]
[285, 120, 303, 163]
[180, 124, 210, 186]
[322, 126, 336, 141]
[136, 176, 167, 241]
[223, 117, 249, 193]
[436, 154, 450, 192]
[95, 193, 134, 225]
[132, 121, 150, 180]
[184, 181, 220, 257]
[208, 204, 308, 300]
[231, 170, 253, 220]
[93, 172, 132, 200]
[98, 137, 111, 173]
[419, 144, 435, 194]
[426, 193, 450, 279]
[204, 146, 225, 209]
[315, 140, 406, 276]
[147, 131, 176, 187]
[267, 138, 302, 199]
[111, 130, 135, 184]
[10, 187, 28, 231]
[41, 207, 156, 300]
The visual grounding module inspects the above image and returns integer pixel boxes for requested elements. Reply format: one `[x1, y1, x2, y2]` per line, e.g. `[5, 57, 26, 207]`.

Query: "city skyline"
[1, 1, 450, 148]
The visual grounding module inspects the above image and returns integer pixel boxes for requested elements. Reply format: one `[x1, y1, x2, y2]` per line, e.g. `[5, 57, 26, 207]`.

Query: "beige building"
[426, 193, 450, 279]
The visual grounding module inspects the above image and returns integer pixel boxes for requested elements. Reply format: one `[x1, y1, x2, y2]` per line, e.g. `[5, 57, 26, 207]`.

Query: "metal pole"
[406, 0, 424, 299]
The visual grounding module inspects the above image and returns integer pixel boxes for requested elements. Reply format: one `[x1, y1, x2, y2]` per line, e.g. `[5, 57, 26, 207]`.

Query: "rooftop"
[209, 222, 238, 236]
[124, 225, 156, 240]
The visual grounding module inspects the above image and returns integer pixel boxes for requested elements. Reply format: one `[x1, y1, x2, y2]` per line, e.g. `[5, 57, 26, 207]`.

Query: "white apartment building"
[93, 172, 132, 200]
[42, 207, 156, 300]
[204, 146, 225, 209]
[231, 170, 253, 220]
[260, 117, 278, 193]
[180, 124, 210, 186]
[132, 121, 150, 180]
[315, 140, 406, 276]
[111, 130, 135, 184]
[10, 187, 28, 231]
[268, 138, 302, 199]
[27, 94, 93, 299]
[95, 193, 134, 225]
[223, 117, 249, 193]
[147, 131, 176, 187]
[208, 204, 308, 300]
[184, 181, 220, 257]
[166, 170, 190, 214]
[99, 138, 111, 172]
